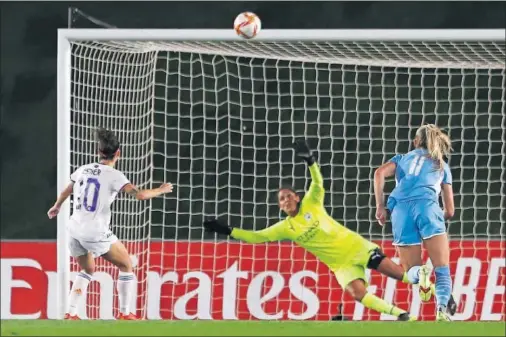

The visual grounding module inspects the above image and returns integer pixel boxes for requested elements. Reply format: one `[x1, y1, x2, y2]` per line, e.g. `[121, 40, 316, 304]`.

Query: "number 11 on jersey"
[408, 155, 426, 176]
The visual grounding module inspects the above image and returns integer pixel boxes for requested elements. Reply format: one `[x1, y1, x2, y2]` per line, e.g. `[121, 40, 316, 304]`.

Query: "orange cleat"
[64, 313, 80, 320]
[116, 313, 139, 320]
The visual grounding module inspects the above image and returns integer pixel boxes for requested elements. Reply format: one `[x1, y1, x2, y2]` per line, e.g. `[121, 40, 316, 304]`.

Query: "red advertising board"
[1, 240, 504, 321]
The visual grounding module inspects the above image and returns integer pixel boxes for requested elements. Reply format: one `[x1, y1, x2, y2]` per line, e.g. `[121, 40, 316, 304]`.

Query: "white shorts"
[69, 232, 118, 258]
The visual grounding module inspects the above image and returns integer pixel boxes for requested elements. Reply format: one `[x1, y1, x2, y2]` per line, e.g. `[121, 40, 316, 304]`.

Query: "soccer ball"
[234, 12, 261, 39]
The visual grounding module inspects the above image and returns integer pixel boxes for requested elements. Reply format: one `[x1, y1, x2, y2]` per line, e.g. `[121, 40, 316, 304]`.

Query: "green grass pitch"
[1, 320, 504, 336]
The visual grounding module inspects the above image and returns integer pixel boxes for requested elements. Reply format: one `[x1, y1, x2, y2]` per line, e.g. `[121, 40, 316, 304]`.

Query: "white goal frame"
[56, 28, 504, 320]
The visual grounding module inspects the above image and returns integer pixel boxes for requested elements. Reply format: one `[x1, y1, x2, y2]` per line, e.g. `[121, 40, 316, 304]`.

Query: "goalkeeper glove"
[293, 139, 315, 166]
[203, 218, 232, 236]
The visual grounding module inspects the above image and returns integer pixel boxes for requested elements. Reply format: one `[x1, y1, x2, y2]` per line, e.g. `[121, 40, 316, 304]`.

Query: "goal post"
[57, 29, 505, 321]
[56, 31, 72, 320]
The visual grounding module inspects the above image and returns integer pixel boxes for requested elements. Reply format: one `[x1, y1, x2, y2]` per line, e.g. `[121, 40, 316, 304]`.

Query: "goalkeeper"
[204, 140, 421, 321]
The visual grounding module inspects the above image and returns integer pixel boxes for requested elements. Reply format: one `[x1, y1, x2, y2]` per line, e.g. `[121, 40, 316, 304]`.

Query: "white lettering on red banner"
[1, 240, 504, 321]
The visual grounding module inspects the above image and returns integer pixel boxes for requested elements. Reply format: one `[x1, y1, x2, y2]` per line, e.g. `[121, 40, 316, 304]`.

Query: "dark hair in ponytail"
[96, 128, 120, 160]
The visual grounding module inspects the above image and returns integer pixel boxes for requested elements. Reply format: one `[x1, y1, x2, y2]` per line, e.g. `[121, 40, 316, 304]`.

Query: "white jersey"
[68, 163, 130, 240]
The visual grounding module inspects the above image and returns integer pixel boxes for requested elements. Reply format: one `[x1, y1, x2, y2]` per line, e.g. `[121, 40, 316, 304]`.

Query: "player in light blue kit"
[374, 124, 456, 321]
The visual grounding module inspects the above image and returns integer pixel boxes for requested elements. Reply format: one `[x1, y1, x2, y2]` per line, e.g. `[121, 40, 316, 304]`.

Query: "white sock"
[68, 271, 92, 315]
[117, 271, 135, 315]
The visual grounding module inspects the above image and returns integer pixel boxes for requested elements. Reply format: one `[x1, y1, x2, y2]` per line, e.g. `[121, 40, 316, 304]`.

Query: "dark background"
[1, 1, 505, 240]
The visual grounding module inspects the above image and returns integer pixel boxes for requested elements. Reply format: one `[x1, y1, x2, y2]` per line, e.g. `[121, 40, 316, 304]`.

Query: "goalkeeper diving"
[204, 140, 431, 321]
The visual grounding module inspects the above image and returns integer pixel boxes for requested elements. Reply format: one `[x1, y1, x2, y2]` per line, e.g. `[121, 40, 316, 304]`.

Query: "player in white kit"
[47, 128, 173, 320]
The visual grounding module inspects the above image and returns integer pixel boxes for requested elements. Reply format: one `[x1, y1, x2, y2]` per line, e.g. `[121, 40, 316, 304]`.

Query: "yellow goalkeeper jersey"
[231, 163, 374, 272]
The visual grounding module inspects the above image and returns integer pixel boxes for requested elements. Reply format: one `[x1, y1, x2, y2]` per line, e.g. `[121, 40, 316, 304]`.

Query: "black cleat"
[331, 304, 349, 321]
[398, 312, 416, 321]
[447, 294, 457, 316]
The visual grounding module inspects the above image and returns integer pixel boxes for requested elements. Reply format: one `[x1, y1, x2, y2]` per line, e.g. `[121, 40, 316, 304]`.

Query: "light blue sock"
[434, 265, 452, 310]
[406, 266, 421, 284]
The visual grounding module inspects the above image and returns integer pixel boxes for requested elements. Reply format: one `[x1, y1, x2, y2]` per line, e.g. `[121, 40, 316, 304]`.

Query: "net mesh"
[68, 37, 505, 320]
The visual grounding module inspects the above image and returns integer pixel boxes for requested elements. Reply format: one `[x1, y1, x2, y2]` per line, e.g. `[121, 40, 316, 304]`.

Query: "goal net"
[58, 30, 505, 321]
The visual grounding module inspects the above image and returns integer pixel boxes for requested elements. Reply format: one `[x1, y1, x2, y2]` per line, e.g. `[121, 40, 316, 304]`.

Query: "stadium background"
[1, 1, 504, 240]
[0, 0, 505, 326]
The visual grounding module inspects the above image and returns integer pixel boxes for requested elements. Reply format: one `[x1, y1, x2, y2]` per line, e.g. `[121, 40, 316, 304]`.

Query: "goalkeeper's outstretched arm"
[203, 219, 287, 244]
[203, 139, 325, 243]
[293, 139, 325, 205]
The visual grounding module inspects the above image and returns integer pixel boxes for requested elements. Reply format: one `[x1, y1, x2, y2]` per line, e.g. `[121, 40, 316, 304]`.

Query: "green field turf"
[1, 320, 505, 336]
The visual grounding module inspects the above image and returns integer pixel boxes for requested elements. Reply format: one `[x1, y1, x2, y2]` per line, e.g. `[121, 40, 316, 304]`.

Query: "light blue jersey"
[387, 148, 452, 209]
[386, 148, 452, 245]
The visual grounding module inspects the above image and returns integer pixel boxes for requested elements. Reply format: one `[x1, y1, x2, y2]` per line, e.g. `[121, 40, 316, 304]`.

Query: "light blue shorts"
[389, 199, 446, 246]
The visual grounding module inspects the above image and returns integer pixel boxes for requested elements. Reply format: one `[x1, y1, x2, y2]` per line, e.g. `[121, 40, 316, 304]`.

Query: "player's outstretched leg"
[102, 241, 138, 320]
[395, 245, 436, 302]
[67, 252, 95, 320]
[392, 251, 456, 315]
[370, 247, 438, 306]
[346, 279, 416, 321]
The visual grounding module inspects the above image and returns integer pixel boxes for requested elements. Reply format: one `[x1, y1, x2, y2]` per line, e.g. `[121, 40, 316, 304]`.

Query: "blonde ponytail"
[416, 124, 452, 170]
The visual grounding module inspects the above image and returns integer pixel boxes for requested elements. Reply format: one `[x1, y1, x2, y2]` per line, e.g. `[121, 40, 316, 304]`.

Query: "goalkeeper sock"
[117, 271, 135, 315]
[434, 265, 452, 310]
[360, 293, 405, 317]
[402, 266, 421, 284]
[68, 271, 92, 315]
